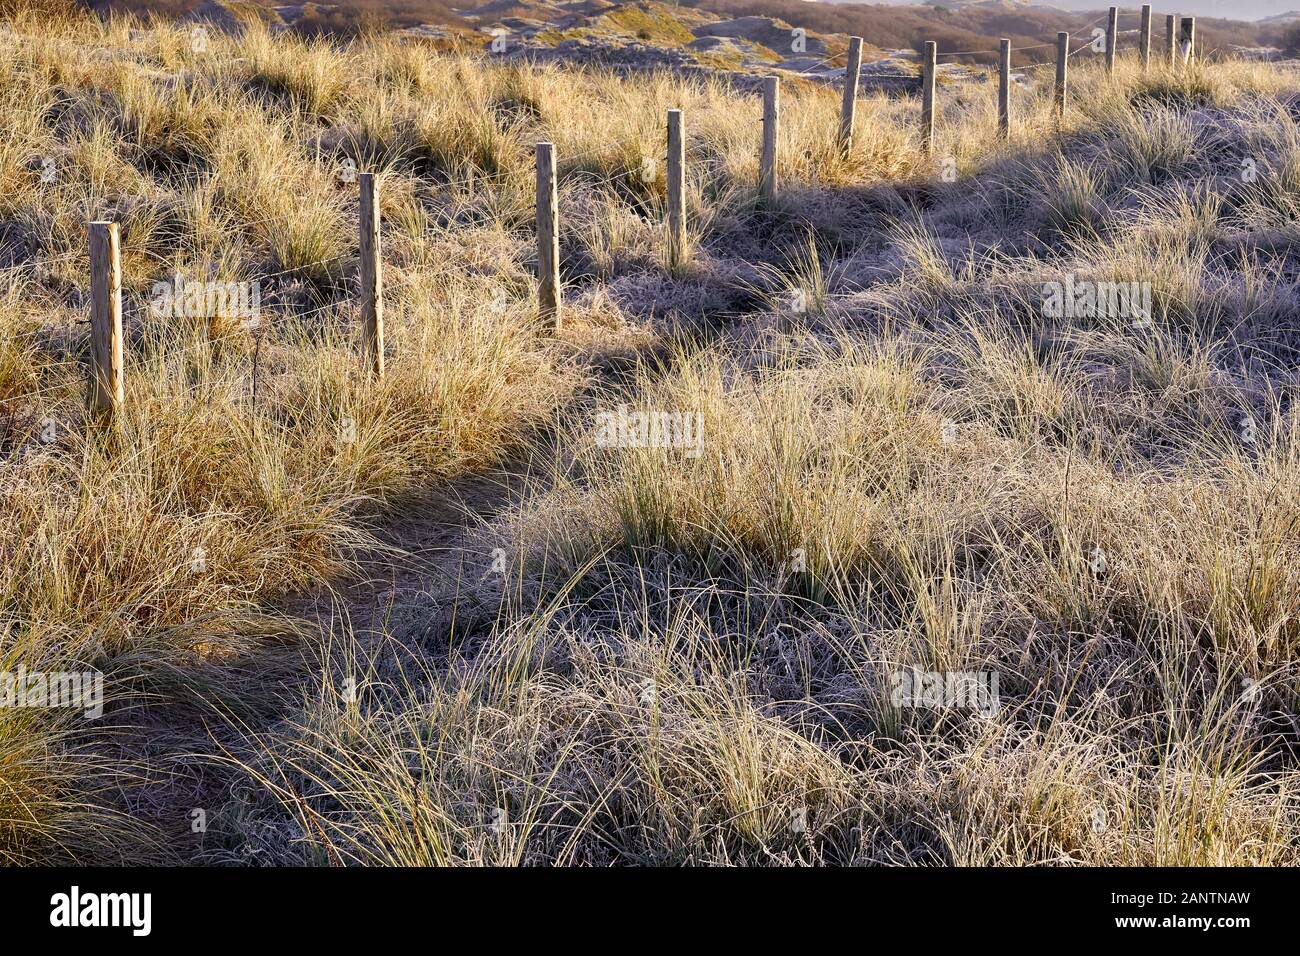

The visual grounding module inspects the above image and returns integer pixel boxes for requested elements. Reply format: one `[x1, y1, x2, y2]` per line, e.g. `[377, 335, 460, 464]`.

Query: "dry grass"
[1, 3, 1298, 865]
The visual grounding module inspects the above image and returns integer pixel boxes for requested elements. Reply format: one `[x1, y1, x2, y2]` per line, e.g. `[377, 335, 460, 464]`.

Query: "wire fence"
[920, 7, 1191, 70]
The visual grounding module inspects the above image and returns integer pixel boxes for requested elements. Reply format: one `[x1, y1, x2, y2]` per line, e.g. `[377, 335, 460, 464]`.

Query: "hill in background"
[84, 0, 1288, 59]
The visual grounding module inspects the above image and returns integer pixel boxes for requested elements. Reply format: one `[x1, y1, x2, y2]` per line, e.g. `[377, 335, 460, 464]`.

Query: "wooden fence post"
[358, 172, 384, 379]
[1139, 5, 1152, 69]
[666, 108, 686, 269]
[536, 142, 560, 329]
[998, 38, 1010, 140]
[1166, 15, 1177, 68]
[839, 36, 863, 155]
[1106, 6, 1118, 74]
[1055, 32, 1068, 119]
[1181, 17, 1195, 65]
[88, 221, 123, 426]
[760, 76, 779, 205]
[921, 40, 936, 155]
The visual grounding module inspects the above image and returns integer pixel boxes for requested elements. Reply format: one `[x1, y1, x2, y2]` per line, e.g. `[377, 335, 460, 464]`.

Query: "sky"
[866, 1, 1299, 22]
[1041, 1, 1295, 19]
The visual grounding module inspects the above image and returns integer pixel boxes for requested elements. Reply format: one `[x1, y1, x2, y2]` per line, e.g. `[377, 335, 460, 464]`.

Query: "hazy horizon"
[864, 1, 1297, 22]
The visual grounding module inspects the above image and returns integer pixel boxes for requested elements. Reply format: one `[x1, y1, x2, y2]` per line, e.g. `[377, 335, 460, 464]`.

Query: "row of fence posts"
[85, 172, 388, 425]
[959, 6, 1196, 144]
[84, 6, 1201, 424]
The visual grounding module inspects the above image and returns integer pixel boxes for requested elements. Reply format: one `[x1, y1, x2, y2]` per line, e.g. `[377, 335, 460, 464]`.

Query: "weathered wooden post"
[88, 221, 123, 426]
[760, 76, 779, 205]
[358, 172, 384, 378]
[1139, 4, 1152, 69]
[998, 38, 1011, 140]
[1166, 15, 1177, 68]
[839, 35, 863, 155]
[666, 108, 686, 269]
[1055, 32, 1068, 119]
[1106, 6, 1118, 74]
[536, 143, 560, 329]
[921, 40, 936, 155]
[1180, 16, 1196, 65]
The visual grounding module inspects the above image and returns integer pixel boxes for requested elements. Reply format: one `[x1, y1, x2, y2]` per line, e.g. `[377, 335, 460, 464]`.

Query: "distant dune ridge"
[141, 0, 1294, 84]
[100, 0, 1293, 60]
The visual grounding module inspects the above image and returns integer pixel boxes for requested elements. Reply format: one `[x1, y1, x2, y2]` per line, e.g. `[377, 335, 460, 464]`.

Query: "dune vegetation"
[0, 0, 1298, 865]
